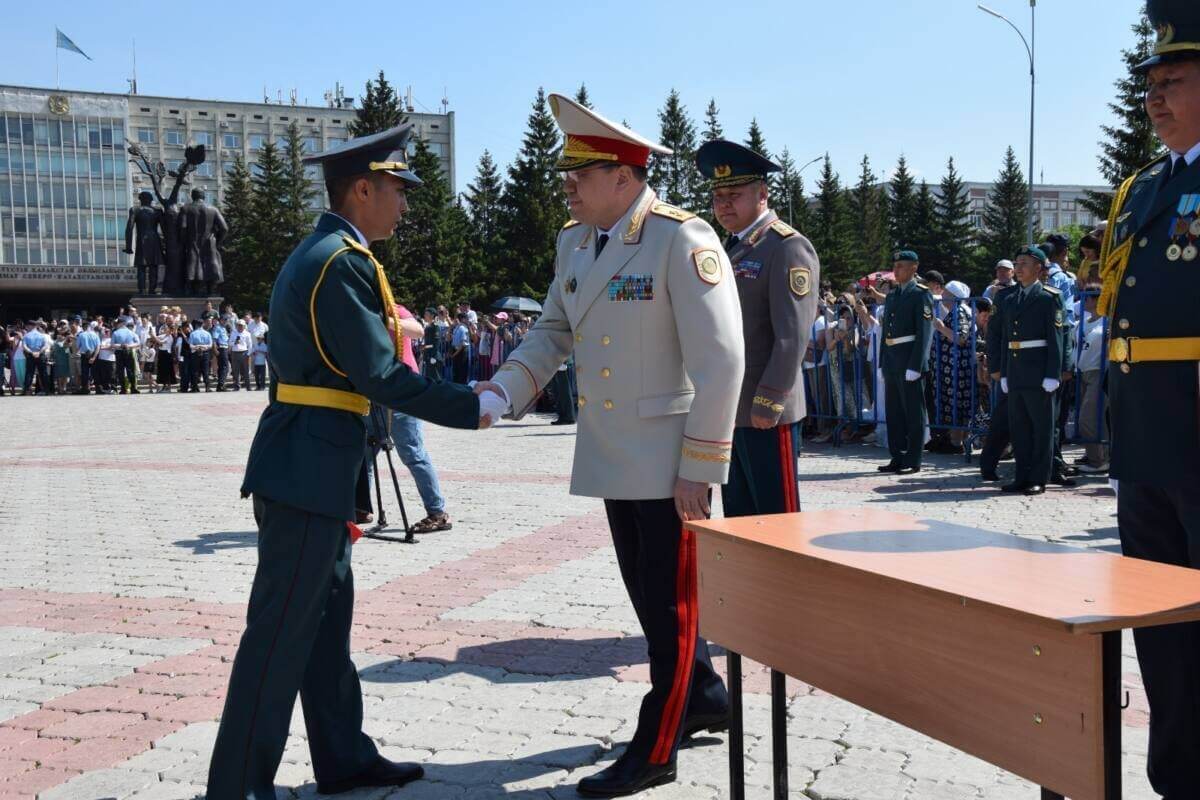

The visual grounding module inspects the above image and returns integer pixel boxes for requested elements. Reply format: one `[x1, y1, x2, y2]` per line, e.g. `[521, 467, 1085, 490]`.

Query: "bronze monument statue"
[125, 141, 208, 295]
[123, 190, 164, 294]
[179, 188, 228, 296]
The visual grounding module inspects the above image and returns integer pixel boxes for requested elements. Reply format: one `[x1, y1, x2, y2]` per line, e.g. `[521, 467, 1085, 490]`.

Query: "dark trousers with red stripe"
[722, 423, 801, 518]
[207, 495, 377, 799]
[604, 498, 729, 766]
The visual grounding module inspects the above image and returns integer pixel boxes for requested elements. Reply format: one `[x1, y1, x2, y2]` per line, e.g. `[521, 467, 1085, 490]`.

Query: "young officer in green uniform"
[998, 246, 1063, 496]
[1099, 1, 1200, 792]
[206, 124, 489, 800]
[878, 251, 933, 474]
[694, 139, 819, 516]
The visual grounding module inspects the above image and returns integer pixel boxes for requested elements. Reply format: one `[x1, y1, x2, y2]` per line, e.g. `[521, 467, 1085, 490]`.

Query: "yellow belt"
[1108, 336, 1200, 365]
[885, 335, 916, 346]
[276, 383, 370, 415]
[1008, 339, 1048, 350]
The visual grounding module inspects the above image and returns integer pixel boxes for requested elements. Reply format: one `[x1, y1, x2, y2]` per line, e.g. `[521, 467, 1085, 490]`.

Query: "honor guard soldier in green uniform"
[206, 125, 488, 800]
[878, 251, 933, 474]
[998, 246, 1063, 496]
[475, 94, 743, 797]
[694, 139, 819, 516]
[1098, 1, 1200, 793]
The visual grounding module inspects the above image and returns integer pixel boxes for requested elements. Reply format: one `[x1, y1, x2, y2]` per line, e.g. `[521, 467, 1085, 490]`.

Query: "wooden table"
[686, 509, 1200, 800]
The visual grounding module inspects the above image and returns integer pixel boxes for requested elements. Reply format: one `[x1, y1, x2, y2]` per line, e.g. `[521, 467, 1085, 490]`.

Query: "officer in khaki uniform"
[1098, 1, 1200, 792]
[206, 125, 487, 800]
[477, 94, 744, 797]
[694, 139, 819, 517]
[878, 251, 934, 474]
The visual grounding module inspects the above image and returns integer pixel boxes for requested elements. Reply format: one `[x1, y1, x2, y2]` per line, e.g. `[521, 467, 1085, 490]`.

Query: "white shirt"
[232, 330, 253, 352]
[248, 320, 268, 339]
[733, 210, 772, 242]
[1078, 314, 1107, 372]
[328, 212, 368, 247]
[803, 315, 829, 369]
[1170, 140, 1200, 169]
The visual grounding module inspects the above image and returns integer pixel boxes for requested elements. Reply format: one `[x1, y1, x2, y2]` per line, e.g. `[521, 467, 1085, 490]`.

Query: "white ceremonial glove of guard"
[1000, 377, 1009, 394]
[904, 369, 921, 382]
[1042, 378, 1060, 393]
[477, 390, 508, 427]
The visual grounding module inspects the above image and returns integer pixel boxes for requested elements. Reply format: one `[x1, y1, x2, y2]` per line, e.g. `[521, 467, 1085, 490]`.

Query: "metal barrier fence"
[802, 289, 1109, 459]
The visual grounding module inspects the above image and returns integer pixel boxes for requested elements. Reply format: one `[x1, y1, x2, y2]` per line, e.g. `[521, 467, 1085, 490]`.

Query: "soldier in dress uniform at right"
[1098, 0, 1200, 794]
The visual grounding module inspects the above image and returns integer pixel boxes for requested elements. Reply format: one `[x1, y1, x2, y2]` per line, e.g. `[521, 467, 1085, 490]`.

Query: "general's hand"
[674, 478, 711, 522]
[1000, 377, 1009, 394]
[1042, 378, 1060, 393]
[904, 369, 921, 382]
[750, 411, 777, 430]
[472, 380, 502, 396]
[477, 390, 507, 429]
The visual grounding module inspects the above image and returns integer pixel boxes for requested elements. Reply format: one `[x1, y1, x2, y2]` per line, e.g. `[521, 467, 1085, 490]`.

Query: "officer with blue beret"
[998, 245, 1064, 495]
[206, 124, 490, 799]
[1098, 0, 1200, 792]
[694, 139, 819, 518]
[878, 251, 934, 474]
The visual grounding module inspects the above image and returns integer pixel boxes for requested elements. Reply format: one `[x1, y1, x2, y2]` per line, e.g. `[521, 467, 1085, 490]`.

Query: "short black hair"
[974, 297, 994, 313]
[924, 270, 946, 285]
[1079, 233, 1101, 253]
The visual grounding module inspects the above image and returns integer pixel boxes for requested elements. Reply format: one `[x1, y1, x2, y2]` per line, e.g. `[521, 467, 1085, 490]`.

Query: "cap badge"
[1157, 22, 1175, 46]
[714, 165, 732, 178]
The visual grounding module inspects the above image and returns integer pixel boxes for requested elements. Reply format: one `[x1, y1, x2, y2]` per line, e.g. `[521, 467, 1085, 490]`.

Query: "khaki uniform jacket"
[493, 186, 745, 500]
[725, 211, 819, 427]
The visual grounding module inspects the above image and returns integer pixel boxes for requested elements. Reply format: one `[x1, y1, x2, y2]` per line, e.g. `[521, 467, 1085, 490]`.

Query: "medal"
[1185, 245, 1198, 262]
[566, 277, 577, 293]
[1190, 218, 1200, 237]
[1167, 243, 1183, 261]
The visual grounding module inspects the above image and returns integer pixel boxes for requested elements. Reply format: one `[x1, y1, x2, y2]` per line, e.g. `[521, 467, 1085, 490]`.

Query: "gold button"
[601, 336, 611, 346]
[1125, 276, 1136, 288]
[578, 396, 587, 407]
[1119, 318, 1130, 330]
[600, 368, 611, 378]
[603, 399, 614, 410]
[1139, 237, 1148, 248]
[1120, 363, 1131, 374]
[574, 333, 583, 343]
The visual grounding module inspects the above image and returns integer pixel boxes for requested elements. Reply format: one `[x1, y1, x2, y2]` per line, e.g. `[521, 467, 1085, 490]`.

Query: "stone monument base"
[130, 294, 223, 320]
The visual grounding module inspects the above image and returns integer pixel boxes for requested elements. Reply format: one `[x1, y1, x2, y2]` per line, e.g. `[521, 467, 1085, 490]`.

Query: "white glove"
[1042, 378, 1060, 393]
[904, 369, 921, 382]
[1000, 377, 1008, 394]
[477, 390, 508, 426]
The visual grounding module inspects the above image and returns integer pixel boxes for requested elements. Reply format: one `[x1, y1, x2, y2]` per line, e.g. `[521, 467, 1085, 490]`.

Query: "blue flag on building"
[55, 28, 92, 61]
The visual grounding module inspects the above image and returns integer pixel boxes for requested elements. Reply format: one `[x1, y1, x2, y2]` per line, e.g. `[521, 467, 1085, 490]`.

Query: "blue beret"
[892, 250, 920, 263]
[1016, 245, 1048, 264]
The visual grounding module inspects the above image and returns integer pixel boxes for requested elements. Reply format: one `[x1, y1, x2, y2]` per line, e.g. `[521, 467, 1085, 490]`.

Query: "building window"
[249, 134, 266, 150]
[164, 130, 184, 146]
[250, 163, 265, 177]
[194, 131, 215, 147]
[304, 165, 320, 180]
[1044, 200, 1057, 211]
[222, 133, 240, 148]
[137, 127, 156, 144]
[224, 161, 241, 176]
[195, 162, 214, 177]
[1062, 200, 1075, 211]
[326, 137, 345, 148]
[303, 137, 319, 153]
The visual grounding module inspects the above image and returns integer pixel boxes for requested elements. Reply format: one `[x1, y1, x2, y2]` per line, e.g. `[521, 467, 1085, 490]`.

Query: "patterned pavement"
[0, 390, 1154, 799]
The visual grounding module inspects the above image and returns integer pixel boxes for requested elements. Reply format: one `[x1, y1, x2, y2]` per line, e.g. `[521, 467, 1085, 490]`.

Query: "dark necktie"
[724, 234, 740, 254]
[1168, 156, 1186, 183]
[595, 233, 609, 260]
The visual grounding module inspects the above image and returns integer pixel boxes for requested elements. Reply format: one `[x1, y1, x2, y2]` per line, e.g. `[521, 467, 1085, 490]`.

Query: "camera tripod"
[363, 403, 415, 544]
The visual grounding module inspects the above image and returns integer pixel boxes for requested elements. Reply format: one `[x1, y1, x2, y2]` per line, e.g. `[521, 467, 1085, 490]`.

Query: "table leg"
[728, 651, 744, 800]
[771, 669, 788, 799]
[1102, 630, 1122, 800]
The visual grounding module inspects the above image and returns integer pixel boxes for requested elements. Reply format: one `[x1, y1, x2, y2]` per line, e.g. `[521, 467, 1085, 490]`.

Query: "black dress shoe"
[877, 462, 901, 473]
[550, 418, 576, 425]
[1050, 474, 1077, 487]
[896, 465, 921, 475]
[980, 471, 1000, 482]
[1024, 484, 1046, 495]
[316, 757, 424, 795]
[681, 710, 729, 739]
[577, 757, 676, 797]
[1001, 482, 1026, 493]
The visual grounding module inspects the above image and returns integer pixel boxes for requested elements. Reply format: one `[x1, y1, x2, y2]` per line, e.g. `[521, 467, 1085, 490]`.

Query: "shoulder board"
[769, 220, 796, 238]
[339, 235, 373, 258]
[562, 219, 581, 229]
[1134, 153, 1171, 182]
[649, 202, 696, 223]
[915, 280, 929, 289]
[1043, 285, 1061, 295]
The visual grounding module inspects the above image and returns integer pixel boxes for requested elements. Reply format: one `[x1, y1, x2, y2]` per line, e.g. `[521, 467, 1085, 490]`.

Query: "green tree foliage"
[980, 147, 1031, 263]
[811, 154, 852, 287]
[888, 155, 916, 250]
[461, 150, 505, 303]
[649, 89, 703, 211]
[702, 99, 723, 142]
[846, 155, 889, 274]
[1083, 13, 1163, 219]
[909, 181, 939, 270]
[574, 83, 593, 109]
[216, 155, 261, 308]
[935, 157, 980, 285]
[771, 148, 812, 234]
[348, 71, 405, 137]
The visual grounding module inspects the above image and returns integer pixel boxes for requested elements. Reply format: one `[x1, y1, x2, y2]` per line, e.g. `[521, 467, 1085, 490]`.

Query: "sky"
[4, 0, 1146, 195]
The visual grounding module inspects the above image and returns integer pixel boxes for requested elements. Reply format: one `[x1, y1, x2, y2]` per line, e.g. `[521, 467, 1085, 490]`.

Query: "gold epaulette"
[562, 219, 581, 229]
[770, 220, 796, 238]
[649, 202, 695, 223]
[340, 235, 372, 257]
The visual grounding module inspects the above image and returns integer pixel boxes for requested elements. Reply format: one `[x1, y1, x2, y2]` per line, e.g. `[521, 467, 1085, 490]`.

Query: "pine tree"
[771, 148, 812, 232]
[1083, 13, 1163, 218]
[744, 119, 769, 158]
[910, 181, 940, 269]
[980, 146, 1030, 263]
[246, 142, 294, 306]
[649, 89, 703, 211]
[846, 155, 889, 274]
[811, 154, 852, 286]
[389, 135, 464, 307]
[216, 155, 262, 309]
[888, 155, 916, 250]
[461, 150, 505, 303]
[574, 83, 593, 109]
[280, 121, 317, 248]
[935, 157, 978, 284]
[497, 88, 568, 299]
[702, 99, 723, 142]
[348, 71, 406, 137]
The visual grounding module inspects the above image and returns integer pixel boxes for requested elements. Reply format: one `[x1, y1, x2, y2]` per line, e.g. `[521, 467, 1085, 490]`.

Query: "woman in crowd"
[825, 297, 861, 442]
[52, 327, 71, 395]
[156, 324, 176, 392]
[252, 332, 268, 390]
[7, 324, 25, 395]
[930, 280, 975, 451]
[95, 326, 116, 394]
[477, 318, 493, 382]
[175, 321, 192, 393]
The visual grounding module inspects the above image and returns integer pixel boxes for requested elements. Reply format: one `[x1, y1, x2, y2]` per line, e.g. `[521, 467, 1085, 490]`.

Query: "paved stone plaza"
[0, 392, 1152, 799]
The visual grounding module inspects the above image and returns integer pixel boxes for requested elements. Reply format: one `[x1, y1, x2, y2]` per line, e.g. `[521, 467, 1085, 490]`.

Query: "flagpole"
[55, 28, 59, 89]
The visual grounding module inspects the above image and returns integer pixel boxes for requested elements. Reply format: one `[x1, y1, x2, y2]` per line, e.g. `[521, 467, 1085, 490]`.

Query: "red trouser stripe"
[778, 425, 798, 513]
[649, 527, 698, 765]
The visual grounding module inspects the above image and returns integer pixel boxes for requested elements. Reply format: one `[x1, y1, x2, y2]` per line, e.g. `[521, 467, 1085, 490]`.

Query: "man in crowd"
[230, 319, 253, 391]
[1099, 1, 1200, 791]
[695, 138, 819, 520]
[421, 307, 443, 381]
[188, 320, 213, 392]
[111, 318, 141, 394]
[476, 93, 743, 796]
[248, 311, 269, 343]
[982, 258, 1016, 301]
[449, 312, 471, 383]
[74, 320, 100, 394]
[979, 268, 1022, 481]
[878, 251, 933, 475]
[206, 123, 491, 800]
[211, 315, 230, 391]
[21, 320, 50, 395]
[999, 245, 1063, 496]
[1074, 279, 1109, 473]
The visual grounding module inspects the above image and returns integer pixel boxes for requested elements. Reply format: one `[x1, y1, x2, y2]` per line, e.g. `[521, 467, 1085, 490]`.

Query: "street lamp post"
[788, 155, 824, 227]
[978, 0, 1037, 245]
